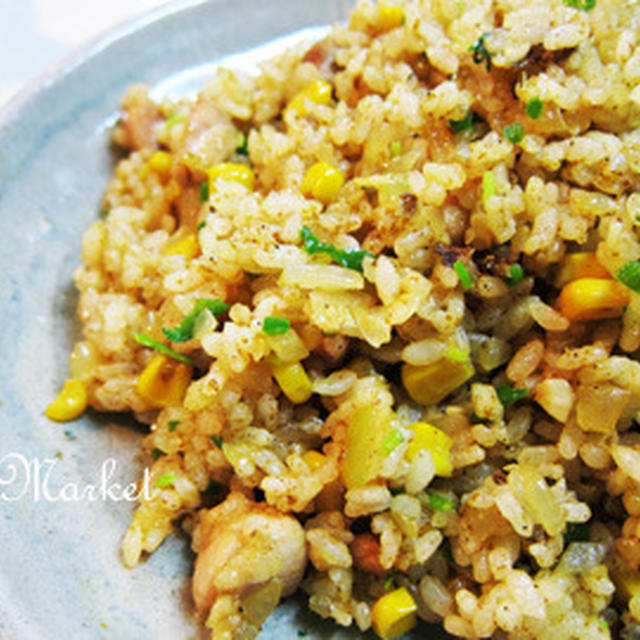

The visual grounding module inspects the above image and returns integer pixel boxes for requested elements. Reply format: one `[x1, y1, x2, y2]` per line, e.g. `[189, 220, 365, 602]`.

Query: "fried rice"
[45, 0, 640, 638]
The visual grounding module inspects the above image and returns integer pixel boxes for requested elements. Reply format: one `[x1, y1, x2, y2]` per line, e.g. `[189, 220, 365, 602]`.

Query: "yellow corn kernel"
[402, 358, 474, 407]
[301, 162, 344, 203]
[271, 361, 312, 404]
[371, 587, 417, 639]
[555, 253, 611, 287]
[208, 163, 255, 193]
[303, 450, 326, 471]
[164, 233, 200, 259]
[557, 277, 630, 322]
[287, 80, 333, 116]
[137, 354, 192, 408]
[147, 151, 172, 178]
[377, 3, 405, 32]
[405, 422, 453, 476]
[45, 379, 88, 422]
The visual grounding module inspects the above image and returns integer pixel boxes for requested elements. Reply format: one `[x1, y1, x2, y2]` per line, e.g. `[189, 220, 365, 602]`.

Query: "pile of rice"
[62, 0, 640, 637]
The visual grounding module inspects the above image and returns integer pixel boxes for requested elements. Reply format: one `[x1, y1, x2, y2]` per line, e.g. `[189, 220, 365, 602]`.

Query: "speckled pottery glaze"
[0, 1, 441, 638]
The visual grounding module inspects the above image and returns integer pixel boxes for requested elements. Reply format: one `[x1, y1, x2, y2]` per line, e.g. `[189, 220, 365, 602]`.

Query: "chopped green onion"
[262, 316, 291, 336]
[166, 113, 185, 129]
[380, 429, 404, 456]
[449, 110, 475, 134]
[151, 447, 166, 460]
[444, 347, 469, 363]
[210, 435, 224, 449]
[300, 226, 373, 272]
[563, 0, 596, 10]
[525, 98, 544, 120]
[600, 620, 609, 631]
[199, 182, 210, 202]
[236, 131, 249, 155]
[454, 259, 472, 290]
[507, 264, 524, 286]
[384, 570, 400, 590]
[163, 299, 230, 343]
[389, 140, 403, 157]
[168, 420, 180, 432]
[503, 123, 524, 144]
[469, 33, 493, 71]
[197, 221, 206, 231]
[482, 171, 496, 207]
[496, 385, 530, 407]
[156, 472, 178, 488]
[101, 208, 110, 218]
[132, 332, 194, 365]
[616, 261, 640, 293]
[427, 490, 456, 512]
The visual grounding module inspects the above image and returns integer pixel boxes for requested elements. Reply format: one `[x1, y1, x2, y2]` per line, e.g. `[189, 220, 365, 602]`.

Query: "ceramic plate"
[0, 1, 441, 638]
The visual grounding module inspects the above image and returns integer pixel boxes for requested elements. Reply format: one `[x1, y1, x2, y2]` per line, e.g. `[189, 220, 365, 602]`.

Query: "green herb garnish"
[503, 123, 524, 144]
[469, 33, 493, 71]
[380, 429, 404, 456]
[210, 435, 224, 449]
[563, 0, 596, 10]
[454, 259, 472, 290]
[525, 98, 544, 120]
[300, 226, 372, 272]
[199, 182, 210, 202]
[389, 140, 403, 157]
[163, 298, 230, 343]
[449, 110, 475, 134]
[166, 113, 185, 129]
[236, 131, 249, 155]
[496, 385, 530, 407]
[482, 171, 496, 207]
[616, 261, 640, 293]
[132, 332, 194, 365]
[101, 208, 110, 218]
[507, 264, 524, 286]
[168, 420, 180, 432]
[197, 221, 206, 231]
[427, 490, 456, 512]
[156, 472, 178, 488]
[151, 447, 166, 460]
[262, 316, 291, 336]
[384, 570, 399, 590]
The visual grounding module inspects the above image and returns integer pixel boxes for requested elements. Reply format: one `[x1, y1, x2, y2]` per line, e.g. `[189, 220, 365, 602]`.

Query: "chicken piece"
[192, 492, 307, 640]
[114, 85, 161, 151]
